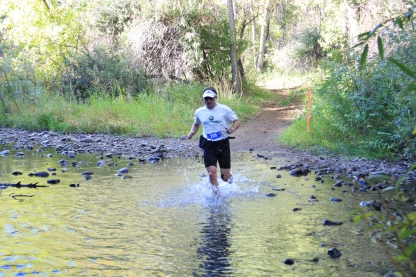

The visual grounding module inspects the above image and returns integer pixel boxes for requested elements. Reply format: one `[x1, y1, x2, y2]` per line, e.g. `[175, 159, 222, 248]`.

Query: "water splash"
[153, 174, 259, 208]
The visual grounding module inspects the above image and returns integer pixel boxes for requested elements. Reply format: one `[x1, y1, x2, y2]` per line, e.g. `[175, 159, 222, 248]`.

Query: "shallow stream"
[0, 146, 404, 276]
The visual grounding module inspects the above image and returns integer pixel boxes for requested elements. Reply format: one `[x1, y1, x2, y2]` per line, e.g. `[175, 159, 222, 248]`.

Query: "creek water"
[0, 146, 403, 276]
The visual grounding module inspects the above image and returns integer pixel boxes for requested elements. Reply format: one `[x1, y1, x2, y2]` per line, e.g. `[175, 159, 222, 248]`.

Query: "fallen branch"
[0, 182, 48, 188]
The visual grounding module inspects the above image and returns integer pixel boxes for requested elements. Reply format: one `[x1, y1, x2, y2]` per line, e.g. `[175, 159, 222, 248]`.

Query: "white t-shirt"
[194, 103, 238, 141]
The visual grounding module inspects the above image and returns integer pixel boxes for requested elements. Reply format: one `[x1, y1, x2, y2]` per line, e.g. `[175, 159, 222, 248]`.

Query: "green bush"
[312, 53, 416, 158]
[60, 45, 149, 100]
[293, 27, 325, 66]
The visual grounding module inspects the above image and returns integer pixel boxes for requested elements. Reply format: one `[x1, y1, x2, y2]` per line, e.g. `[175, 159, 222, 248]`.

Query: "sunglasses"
[204, 97, 215, 101]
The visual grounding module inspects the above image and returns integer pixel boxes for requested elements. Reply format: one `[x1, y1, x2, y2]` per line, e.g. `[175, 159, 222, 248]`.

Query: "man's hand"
[188, 131, 195, 139]
[188, 123, 200, 139]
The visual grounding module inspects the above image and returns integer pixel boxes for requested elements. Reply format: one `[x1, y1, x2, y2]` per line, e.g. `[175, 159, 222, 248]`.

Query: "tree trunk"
[343, 0, 359, 45]
[276, 1, 284, 49]
[238, 22, 246, 79]
[227, 0, 241, 94]
[250, 0, 258, 67]
[256, 0, 271, 72]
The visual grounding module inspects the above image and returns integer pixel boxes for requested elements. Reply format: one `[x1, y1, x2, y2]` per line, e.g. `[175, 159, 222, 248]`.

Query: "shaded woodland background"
[0, 0, 415, 158]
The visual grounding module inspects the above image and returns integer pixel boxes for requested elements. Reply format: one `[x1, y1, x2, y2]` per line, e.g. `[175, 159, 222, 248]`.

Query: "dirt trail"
[231, 87, 303, 154]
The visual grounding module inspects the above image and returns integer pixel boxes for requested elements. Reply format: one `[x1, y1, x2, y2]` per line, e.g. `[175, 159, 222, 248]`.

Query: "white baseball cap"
[202, 90, 216, 98]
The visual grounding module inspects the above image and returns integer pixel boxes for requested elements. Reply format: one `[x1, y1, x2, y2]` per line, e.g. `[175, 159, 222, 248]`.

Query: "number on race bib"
[207, 131, 221, 140]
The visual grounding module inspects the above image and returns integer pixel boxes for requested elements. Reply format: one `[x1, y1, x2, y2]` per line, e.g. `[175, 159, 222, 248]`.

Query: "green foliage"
[0, 0, 86, 99]
[347, 5, 416, 276]
[94, 0, 140, 38]
[351, 2, 416, 159]
[175, 2, 236, 83]
[0, 0, 254, 102]
[293, 27, 325, 65]
[309, 42, 416, 158]
[60, 45, 149, 99]
[279, 32, 416, 159]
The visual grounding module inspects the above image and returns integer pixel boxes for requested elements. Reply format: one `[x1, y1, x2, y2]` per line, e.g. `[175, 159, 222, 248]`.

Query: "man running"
[188, 87, 240, 187]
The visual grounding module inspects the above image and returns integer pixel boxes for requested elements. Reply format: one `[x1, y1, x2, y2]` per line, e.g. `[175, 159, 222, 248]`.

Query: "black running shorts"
[203, 138, 231, 168]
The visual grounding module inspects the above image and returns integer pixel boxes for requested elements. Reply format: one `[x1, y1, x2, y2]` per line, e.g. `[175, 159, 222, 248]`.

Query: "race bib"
[207, 131, 222, 140]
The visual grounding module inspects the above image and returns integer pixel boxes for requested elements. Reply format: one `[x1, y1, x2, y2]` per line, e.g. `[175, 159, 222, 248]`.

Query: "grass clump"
[278, 116, 389, 159]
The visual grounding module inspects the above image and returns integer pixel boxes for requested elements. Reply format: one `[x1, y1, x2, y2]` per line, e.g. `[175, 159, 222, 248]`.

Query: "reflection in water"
[195, 204, 232, 276]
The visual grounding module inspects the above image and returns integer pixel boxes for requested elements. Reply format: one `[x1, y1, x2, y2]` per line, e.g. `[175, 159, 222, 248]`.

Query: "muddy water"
[0, 147, 402, 276]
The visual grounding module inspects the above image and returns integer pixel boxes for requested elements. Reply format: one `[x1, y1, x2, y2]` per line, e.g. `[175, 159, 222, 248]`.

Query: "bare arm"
[226, 119, 241, 134]
[187, 123, 200, 139]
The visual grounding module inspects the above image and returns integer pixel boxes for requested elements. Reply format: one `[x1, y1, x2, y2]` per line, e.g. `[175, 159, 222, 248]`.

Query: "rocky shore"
[1, 128, 416, 188]
[0, 128, 201, 160]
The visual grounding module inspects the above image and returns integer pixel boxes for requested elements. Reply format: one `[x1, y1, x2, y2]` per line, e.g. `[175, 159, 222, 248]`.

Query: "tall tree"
[227, 0, 242, 94]
[256, 0, 271, 72]
[250, 0, 258, 67]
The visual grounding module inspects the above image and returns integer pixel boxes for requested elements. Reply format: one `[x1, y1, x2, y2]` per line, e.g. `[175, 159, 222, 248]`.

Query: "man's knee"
[208, 170, 216, 177]
[221, 173, 229, 182]
[207, 167, 217, 177]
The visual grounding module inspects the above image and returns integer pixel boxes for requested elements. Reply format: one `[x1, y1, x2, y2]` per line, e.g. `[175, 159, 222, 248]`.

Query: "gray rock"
[118, 167, 128, 174]
[323, 219, 342, 226]
[359, 200, 382, 210]
[289, 167, 309, 176]
[34, 171, 49, 177]
[358, 179, 367, 186]
[328, 247, 342, 258]
[81, 171, 94, 175]
[330, 197, 342, 202]
[81, 137, 93, 143]
[283, 259, 294, 265]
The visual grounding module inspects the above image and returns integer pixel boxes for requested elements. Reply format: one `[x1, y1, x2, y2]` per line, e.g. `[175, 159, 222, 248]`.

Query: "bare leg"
[220, 168, 231, 182]
[206, 165, 219, 187]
